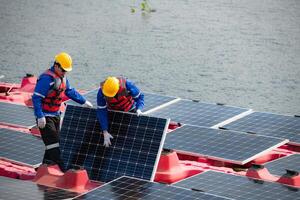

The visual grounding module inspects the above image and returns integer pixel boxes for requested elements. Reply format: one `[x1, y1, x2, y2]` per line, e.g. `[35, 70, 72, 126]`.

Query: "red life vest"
[102, 78, 134, 112]
[41, 70, 66, 112]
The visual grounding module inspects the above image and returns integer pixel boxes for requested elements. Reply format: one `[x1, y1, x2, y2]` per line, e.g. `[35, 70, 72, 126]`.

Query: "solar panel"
[265, 154, 300, 176]
[74, 176, 231, 200]
[0, 176, 79, 200]
[222, 112, 300, 145]
[60, 105, 169, 182]
[174, 171, 300, 200]
[147, 99, 249, 127]
[142, 92, 179, 112]
[65, 90, 178, 112]
[164, 125, 288, 164]
[0, 102, 35, 128]
[65, 89, 98, 107]
[0, 128, 44, 166]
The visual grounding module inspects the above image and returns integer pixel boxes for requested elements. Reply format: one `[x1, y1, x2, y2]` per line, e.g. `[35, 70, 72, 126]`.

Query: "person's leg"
[39, 116, 65, 172]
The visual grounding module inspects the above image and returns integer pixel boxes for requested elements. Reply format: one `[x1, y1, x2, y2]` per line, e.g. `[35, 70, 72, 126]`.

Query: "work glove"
[136, 109, 143, 117]
[83, 100, 93, 108]
[103, 130, 113, 147]
[37, 117, 46, 129]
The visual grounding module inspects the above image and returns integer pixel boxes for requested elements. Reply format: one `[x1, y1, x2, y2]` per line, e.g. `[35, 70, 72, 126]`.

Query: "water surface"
[0, 0, 299, 115]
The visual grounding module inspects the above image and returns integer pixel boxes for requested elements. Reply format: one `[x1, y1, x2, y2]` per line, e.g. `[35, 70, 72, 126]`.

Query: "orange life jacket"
[41, 70, 66, 112]
[102, 77, 134, 112]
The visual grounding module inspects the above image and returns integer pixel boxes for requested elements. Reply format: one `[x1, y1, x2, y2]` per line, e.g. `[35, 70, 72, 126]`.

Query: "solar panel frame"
[174, 171, 300, 200]
[0, 128, 44, 167]
[164, 125, 288, 165]
[264, 154, 300, 176]
[0, 176, 79, 200]
[222, 112, 300, 146]
[0, 102, 35, 128]
[73, 176, 232, 200]
[60, 105, 169, 182]
[147, 99, 250, 127]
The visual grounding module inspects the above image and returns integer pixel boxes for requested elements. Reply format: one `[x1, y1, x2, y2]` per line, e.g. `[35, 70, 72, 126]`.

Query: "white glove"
[103, 130, 113, 147]
[37, 117, 46, 129]
[83, 100, 93, 108]
[136, 109, 143, 117]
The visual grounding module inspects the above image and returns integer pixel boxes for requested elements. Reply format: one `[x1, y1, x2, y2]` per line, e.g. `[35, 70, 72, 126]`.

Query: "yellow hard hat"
[102, 77, 120, 97]
[55, 52, 72, 72]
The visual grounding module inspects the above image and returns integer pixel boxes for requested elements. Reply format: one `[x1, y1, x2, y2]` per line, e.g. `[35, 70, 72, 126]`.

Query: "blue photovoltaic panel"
[65, 90, 177, 112]
[65, 89, 98, 107]
[174, 171, 300, 200]
[0, 176, 78, 200]
[60, 105, 169, 182]
[0, 128, 44, 166]
[164, 126, 288, 164]
[0, 102, 35, 127]
[148, 99, 249, 127]
[74, 176, 231, 200]
[143, 92, 178, 112]
[265, 154, 300, 176]
[222, 112, 300, 145]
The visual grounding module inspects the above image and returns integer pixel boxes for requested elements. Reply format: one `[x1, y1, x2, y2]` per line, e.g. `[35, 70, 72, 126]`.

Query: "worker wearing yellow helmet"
[97, 76, 145, 147]
[32, 52, 93, 172]
[54, 52, 73, 72]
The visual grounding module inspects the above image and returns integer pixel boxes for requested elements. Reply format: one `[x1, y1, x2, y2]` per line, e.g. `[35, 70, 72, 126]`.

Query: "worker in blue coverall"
[97, 76, 144, 147]
[32, 52, 93, 171]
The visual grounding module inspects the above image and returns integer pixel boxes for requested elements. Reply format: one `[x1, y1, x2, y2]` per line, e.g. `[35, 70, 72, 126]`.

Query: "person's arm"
[126, 80, 144, 111]
[96, 89, 109, 131]
[32, 74, 53, 128]
[96, 89, 113, 147]
[32, 75, 52, 119]
[64, 79, 86, 104]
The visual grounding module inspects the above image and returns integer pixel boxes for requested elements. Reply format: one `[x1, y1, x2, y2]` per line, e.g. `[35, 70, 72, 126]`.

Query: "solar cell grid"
[164, 125, 288, 164]
[265, 154, 300, 176]
[0, 176, 79, 200]
[0, 128, 43, 166]
[0, 102, 35, 127]
[148, 99, 249, 127]
[60, 105, 169, 182]
[222, 112, 300, 145]
[74, 176, 232, 200]
[174, 171, 300, 200]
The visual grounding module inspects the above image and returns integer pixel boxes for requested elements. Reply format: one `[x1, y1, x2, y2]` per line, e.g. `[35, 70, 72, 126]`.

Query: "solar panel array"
[0, 102, 35, 127]
[222, 112, 300, 145]
[74, 176, 231, 200]
[0, 176, 79, 200]
[0, 128, 43, 166]
[60, 105, 169, 182]
[148, 99, 249, 127]
[164, 125, 288, 164]
[174, 171, 300, 200]
[65, 89, 178, 112]
[265, 154, 300, 176]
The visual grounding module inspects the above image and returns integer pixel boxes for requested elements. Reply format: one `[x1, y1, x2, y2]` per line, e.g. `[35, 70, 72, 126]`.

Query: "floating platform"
[0, 75, 299, 199]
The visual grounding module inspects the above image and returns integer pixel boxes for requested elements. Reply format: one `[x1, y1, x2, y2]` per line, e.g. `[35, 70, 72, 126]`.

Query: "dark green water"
[0, 0, 299, 115]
